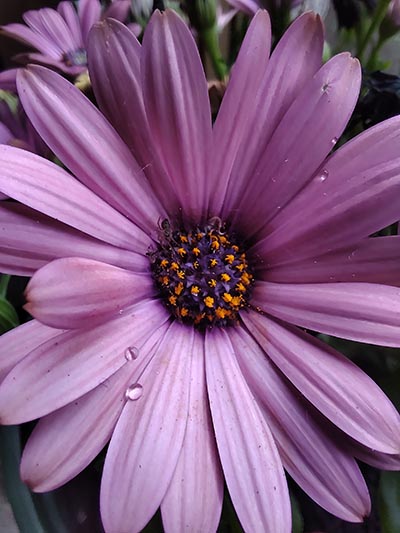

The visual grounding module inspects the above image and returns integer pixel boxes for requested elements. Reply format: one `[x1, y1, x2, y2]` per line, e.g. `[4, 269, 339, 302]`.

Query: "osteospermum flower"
[226, 0, 301, 16]
[0, 0, 130, 76]
[1, 8, 400, 532]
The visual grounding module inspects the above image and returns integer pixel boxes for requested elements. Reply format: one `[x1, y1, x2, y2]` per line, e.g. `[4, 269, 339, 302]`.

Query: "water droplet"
[316, 168, 329, 182]
[284, 158, 289, 163]
[125, 346, 139, 361]
[125, 383, 143, 401]
[331, 137, 338, 146]
[118, 309, 124, 315]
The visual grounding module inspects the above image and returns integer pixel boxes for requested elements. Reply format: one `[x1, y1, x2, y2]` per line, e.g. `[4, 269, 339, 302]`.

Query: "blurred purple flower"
[0, 0, 130, 76]
[0, 8, 400, 533]
[226, 0, 301, 15]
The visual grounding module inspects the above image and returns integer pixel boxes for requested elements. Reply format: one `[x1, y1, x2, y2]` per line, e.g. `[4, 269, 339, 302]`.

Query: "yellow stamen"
[220, 273, 231, 282]
[208, 279, 217, 288]
[192, 247, 200, 256]
[225, 254, 235, 264]
[168, 295, 177, 306]
[191, 285, 200, 295]
[177, 247, 186, 257]
[204, 296, 215, 308]
[209, 258, 218, 268]
[174, 282, 184, 295]
[222, 292, 232, 303]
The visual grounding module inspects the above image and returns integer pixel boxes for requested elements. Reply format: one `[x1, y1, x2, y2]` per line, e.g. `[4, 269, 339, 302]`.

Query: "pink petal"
[262, 236, 400, 286]
[252, 281, 400, 346]
[100, 322, 192, 533]
[352, 444, 400, 471]
[205, 328, 291, 533]
[209, 10, 271, 215]
[0, 145, 150, 253]
[229, 53, 361, 237]
[88, 18, 178, 213]
[102, 0, 131, 22]
[0, 300, 168, 424]
[225, 0, 259, 14]
[161, 331, 224, 531]
[25, 257, 154, 329]
[0, 320, 63, 382]
[0, 202, 147, 277]
[254, 115, 400, 264]
[222, 12, 323, 220]
[141, 9, 212, 221]
[17, 66, 164, 234]
[0, 69, 18, 92]
[231, 326, 371, 522]
[20, 323, 169, 492]
[242, 311, 400, 454]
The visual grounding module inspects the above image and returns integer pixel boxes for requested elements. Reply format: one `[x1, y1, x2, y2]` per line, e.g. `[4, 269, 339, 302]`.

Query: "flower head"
[0, 0, 131, 76]
[0, 8, 400, 533]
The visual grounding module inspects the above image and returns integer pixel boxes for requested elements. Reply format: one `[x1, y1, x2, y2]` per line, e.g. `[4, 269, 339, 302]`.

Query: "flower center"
[149, 218, 254, 329]
[62, 48, 87, 67]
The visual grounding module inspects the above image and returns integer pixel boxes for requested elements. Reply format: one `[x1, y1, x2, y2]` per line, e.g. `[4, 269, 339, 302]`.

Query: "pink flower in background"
[0, 8, 400, 533]
[226, 0, 301, 15]
[0, 0, 130, 76]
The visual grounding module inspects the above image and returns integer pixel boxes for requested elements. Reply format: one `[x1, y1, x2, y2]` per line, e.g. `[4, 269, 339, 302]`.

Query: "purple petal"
[78, 0, 102, 45]
[102, 0, 131, 22]
[23, 8, 78, 52]
[0, 123, 12, 144]
[222, 12, 323, 220]
[228, 53, 361, 237]
[351, 443, 400, 471]
[20, 323, 169, 492]
[0, 69, 18, 92]
[242, 311, 400, 454]
[100, 322, 192, 533]
[17, 66, 164, 234]
[161, 331, 223, 531]
[262, 236, 400, 286]
[254, 116, 400, 264]
[141, 9, 212, 221]
[205, 328, 291, 533]
[0, 145, 150, 253]
[0, 320, 63, 382]
[225, 0, 259, 14]
[0, 300, 168, 424]
[0, 23, 61, 57]
[232, 326, 371, 522]
[57, 1, 84, 47]
[0, 203, 147, 276]
[25, 258, 154, 329]
[88, 18, 178, 213]
[209, 10, 271, 215]
[252, 281, 400, 346]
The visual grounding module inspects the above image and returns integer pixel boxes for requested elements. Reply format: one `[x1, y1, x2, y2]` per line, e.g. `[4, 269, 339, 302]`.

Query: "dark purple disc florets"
[149, 218, 254, 329]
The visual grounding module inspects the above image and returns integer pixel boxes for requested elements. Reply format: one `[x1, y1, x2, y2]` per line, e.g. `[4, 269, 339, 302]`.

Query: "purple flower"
[0, 8, 400, 532]
[226, 0, 301, 15]
[0, 0, 130, 76]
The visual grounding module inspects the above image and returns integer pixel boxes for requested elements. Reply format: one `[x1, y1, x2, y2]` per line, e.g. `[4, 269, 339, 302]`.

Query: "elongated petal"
[88, 18, 177, 212]
[161, 331, 223, 532]
[229, 53, 361, 236]
[0, 320, 63, 382]
[205, 328, 291, 533]
[242, 311, 400, 454]
[57, 1, 83, 47]
[252, 281, 400, 346]
[352, 445, 400, 471]
[142, 9, 212, 221]
[222, 12, 323, 219]
[102, 0, 130, 21]
[262, 236, 400, 286]
[209, 10, 271, 214]
[0, 69, 18, 92]
[226, 0, 259, 14]
[0, 202, 147, 276]
[254, 116, 400, 264]
[78, 0, 101, 44]
[0, 300, 168, 423]
[232, 327, 370, 522]
[25, 258, 154, 329]
[20, 323, 169, 492]
[17, 66, 164, 233]
[0, 145, 150, 253]
[0, 23, 61, 56]
[23, 8, 77, 51]
[101, 322, 192, 533]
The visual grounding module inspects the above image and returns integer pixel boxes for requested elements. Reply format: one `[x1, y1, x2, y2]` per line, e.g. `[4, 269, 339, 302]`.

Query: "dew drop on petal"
[125, 383, 143, 401]
[316, 168, 329, 182]
[331, 137, 338, 146]
[125, 346, 139, 361]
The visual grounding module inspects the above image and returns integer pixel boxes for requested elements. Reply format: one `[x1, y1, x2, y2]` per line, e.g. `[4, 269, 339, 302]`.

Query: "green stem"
[366, 35, 387, 70]
[357, 0, 392, 62]
[201, 26, 228, 80]
[0, 274, 10, 298]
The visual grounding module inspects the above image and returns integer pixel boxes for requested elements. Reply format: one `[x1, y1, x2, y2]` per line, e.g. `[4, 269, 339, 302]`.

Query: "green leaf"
[379, 471, 400, 533]
[0, 298, 19, 333]
[290, 493, 304, 533]
[0, 425, 44, 533]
